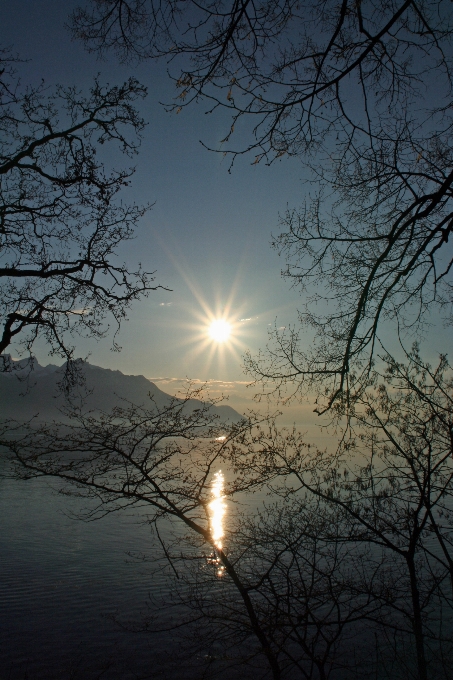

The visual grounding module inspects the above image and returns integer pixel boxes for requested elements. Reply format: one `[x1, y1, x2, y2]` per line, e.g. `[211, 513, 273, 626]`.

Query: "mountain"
[0, 358, 242, 425]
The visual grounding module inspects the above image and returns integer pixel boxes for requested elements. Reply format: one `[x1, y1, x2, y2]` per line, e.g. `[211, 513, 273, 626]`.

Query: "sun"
[209, 319, 231, 343]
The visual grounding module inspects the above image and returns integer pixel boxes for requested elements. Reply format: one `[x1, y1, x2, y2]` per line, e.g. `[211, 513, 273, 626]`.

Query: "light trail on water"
[208, 471, 226, 576]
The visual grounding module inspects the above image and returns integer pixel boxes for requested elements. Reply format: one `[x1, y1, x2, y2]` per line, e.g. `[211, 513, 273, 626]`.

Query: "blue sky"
[3, 0, 451, 422]
[2, 0, 307, 397]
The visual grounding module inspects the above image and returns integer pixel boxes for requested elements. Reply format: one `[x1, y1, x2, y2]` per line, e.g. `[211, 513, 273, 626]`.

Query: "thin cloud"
[238, 315, 259, 323]
[148, 376, 253, 388]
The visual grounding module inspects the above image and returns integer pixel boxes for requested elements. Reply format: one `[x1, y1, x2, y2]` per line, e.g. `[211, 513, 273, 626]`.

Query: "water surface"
[0, 472, 196, 679]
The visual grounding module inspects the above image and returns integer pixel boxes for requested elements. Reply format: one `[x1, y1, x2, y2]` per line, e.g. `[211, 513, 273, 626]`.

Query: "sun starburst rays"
[170, 297, 249, 379]
[152, 240, 253, 377]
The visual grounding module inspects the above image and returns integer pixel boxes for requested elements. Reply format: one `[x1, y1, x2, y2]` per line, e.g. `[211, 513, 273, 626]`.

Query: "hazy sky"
[3, 1, 451, 423]
[1, 0, 311, 408]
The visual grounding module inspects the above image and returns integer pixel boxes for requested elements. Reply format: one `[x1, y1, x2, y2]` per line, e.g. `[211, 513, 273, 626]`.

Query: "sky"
[2, 1, 451, 425]
[1, 0, 312, 417]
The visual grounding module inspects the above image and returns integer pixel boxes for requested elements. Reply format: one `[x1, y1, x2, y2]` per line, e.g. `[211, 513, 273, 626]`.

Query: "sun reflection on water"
[208, 471, 226, 576]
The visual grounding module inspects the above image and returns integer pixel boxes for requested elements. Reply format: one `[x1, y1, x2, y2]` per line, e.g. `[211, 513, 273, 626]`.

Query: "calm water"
[2, 462, 451, 680]
[0, 471, 210, 680]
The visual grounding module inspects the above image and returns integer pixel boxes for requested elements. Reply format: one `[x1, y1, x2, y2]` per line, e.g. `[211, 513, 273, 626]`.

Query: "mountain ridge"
[0, 357, 242, 425]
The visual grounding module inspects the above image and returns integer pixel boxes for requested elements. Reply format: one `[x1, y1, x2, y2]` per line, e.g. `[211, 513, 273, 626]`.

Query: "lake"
[2, 456, 451, 680]
[0, 470, 223, 680]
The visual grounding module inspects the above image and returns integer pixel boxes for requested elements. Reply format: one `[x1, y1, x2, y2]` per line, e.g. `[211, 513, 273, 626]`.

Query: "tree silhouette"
[71, 0, 453, 408]
[235, 347, 453, 678]
[0, 49, 161, 373]
[3, 350, 452, 678]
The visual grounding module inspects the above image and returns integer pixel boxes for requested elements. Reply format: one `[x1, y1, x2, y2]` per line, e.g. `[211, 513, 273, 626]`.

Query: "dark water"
[0, 473, 191, 680]
[2, 466, 451, 680]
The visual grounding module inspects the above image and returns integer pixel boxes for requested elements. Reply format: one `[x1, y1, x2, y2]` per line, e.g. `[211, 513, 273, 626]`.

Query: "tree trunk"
[406, 553, 428, 680]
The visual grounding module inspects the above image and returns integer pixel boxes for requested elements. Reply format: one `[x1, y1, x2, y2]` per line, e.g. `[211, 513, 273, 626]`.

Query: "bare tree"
[0, 394, 383, 679]
[138, 496, 387, 680]
[0, 48, 161, 373]
[71, 0, 453, 164]
[3, 349, 452, 678]
[232, 347, 453, 679]
[0, 390, 284, 679]
[69, 1, 453, 409]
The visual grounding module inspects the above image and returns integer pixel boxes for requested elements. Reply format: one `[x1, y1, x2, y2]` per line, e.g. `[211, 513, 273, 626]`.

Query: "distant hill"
[0, 357, 242, 425]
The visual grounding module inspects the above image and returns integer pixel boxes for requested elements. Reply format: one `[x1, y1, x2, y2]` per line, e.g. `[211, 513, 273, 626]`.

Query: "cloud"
[149, 376, 252, 388]
[70, 308, 91, 315]
[238, 315, 259, 323]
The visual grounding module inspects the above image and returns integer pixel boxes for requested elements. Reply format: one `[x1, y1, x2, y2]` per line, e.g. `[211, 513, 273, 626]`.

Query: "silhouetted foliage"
[71, 0, 453, 409]
[234, 347, 453, 679]
[3, 350, 452, 678]
[0, 49, 161, 372]
[3, 5, 453, 676]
